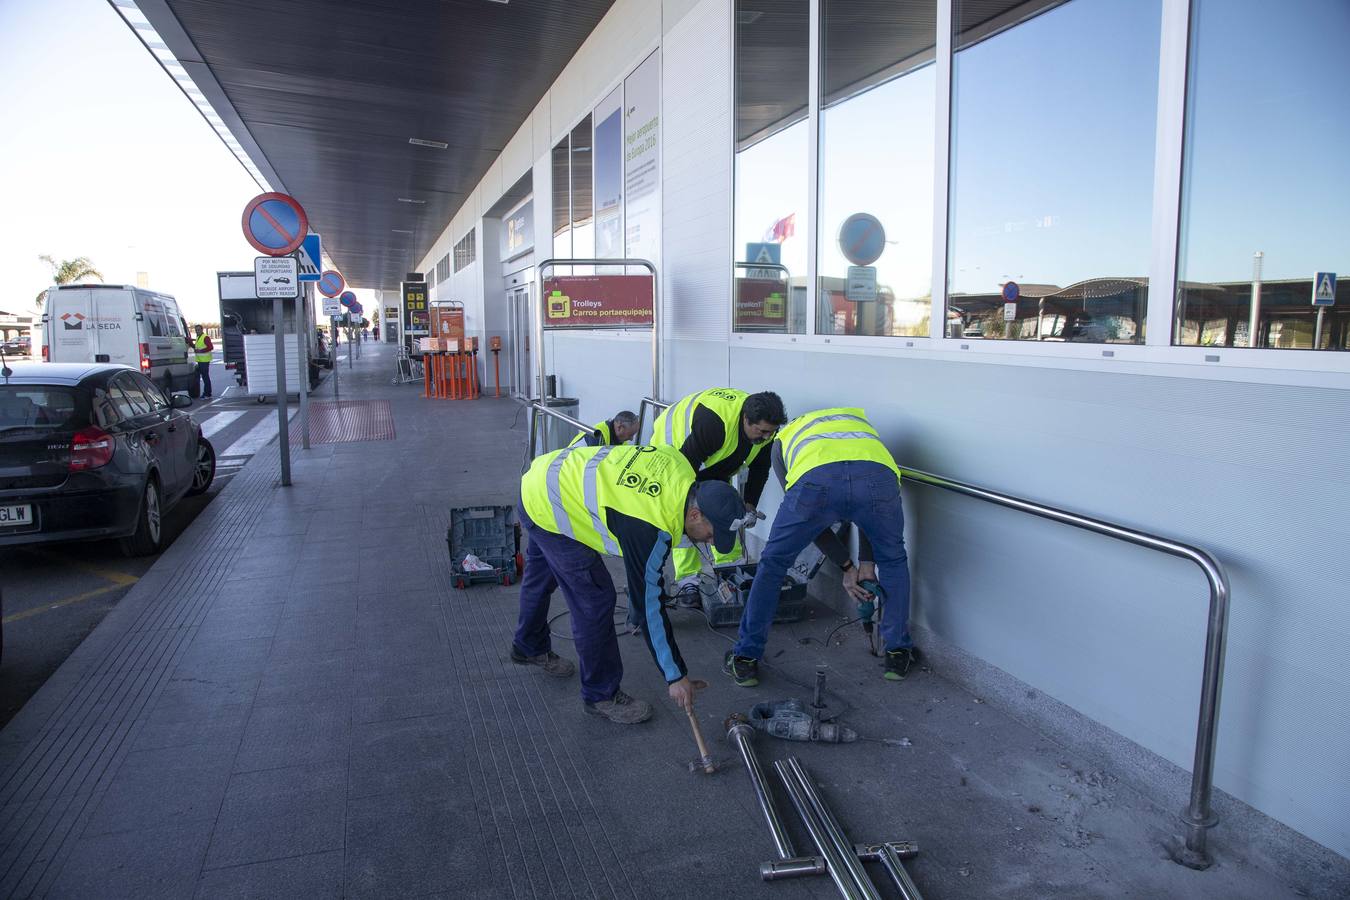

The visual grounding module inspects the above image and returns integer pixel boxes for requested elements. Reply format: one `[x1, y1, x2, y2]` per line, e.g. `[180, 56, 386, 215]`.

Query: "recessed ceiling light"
[408, 137, 448, 149]
[397, 197, 427, 204]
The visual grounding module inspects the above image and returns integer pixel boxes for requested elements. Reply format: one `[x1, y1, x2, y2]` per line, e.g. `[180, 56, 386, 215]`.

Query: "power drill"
[857, 579, 882, 633]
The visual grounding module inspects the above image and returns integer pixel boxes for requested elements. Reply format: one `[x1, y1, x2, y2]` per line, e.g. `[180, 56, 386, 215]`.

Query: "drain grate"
[290, 399, 395, 444]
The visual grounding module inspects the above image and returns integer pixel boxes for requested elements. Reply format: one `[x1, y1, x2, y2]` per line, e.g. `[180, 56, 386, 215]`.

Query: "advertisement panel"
[542, 275, 653, 328]
[734, 278, 789, 330]
[594, 84, 624, 260]
[624, 51, 660, 265]
[402, 282, 429, 334]
[500, 199, 534, 262]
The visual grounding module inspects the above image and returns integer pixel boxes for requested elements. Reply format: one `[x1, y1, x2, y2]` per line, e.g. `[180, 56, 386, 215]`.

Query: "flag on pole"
[763, 213, 797, 244]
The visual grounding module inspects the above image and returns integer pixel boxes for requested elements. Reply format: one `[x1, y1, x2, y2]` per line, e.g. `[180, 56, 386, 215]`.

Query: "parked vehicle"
[0, 362, 215, 557]
[41, 285, 198, 397]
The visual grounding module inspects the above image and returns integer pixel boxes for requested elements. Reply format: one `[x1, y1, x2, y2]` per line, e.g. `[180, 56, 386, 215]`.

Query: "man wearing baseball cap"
[510, 442, 744, 724]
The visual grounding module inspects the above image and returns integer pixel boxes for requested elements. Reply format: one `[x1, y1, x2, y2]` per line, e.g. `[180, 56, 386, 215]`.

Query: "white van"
[42, 285, 198, 396]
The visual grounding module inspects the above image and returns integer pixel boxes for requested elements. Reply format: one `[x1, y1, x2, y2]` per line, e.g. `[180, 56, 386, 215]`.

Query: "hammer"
[684, 680, 715, 774]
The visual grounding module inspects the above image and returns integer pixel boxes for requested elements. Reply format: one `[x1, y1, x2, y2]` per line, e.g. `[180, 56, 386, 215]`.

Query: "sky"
[0, 0, 378, 323]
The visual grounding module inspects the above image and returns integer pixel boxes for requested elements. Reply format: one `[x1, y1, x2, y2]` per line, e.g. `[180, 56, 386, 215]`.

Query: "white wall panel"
[661, 0, 732, 364]
[731, 344, 1350, 859]
[500, 120, 533, 189]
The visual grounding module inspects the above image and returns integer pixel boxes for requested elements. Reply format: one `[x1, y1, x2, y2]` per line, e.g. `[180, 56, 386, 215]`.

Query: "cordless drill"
[857, 579, 882, 633]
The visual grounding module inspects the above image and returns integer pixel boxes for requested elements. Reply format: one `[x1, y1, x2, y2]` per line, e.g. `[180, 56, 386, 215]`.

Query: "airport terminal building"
[121, 0, 1348, 874]
[400, 0, 1349, 862]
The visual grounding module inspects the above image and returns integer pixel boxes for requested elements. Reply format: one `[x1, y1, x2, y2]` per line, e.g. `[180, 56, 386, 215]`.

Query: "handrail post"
[897, 466, 1230, 869]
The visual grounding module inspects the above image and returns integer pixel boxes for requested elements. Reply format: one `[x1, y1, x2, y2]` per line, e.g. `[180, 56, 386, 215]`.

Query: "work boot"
[723, 650, 760, 687]
[584, 690, 652, 724]
[675, 582, 702, 610]
[884, 647, 917, 681]
[509, 647, 575, 677]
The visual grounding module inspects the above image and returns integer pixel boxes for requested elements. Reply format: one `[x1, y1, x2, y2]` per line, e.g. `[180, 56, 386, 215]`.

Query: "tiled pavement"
[0, 344, 1342, 899]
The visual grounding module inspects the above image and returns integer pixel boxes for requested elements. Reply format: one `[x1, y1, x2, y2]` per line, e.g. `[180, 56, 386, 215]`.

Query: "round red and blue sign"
[1002, 281, 1021, 303]
[318, 270, 345, 298]
[339, 291, 357, 308]
[838, 213, 886, 267]
[241, 192, 309, 256]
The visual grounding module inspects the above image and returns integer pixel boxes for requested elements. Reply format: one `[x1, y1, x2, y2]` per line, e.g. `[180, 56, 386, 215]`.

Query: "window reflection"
[570, 116, 594, 261]
[1175, 0, 1350, 350]
[818, 0, 935, 337]
[552, 137, 570, 259]
[733, 0, 809, 334]
[947, 0, 1160, 343]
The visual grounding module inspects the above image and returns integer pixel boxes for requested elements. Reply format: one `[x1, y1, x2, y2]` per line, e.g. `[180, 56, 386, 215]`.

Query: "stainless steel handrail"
[636, 395, 670, 445]
[727, 720, 798, 860]
[527, 401, 593, 460]
[783, 759, 884, 899]
[773, 761, 870, 900]
[898, 466, 1230, 868]
[533, 258, 660, 410]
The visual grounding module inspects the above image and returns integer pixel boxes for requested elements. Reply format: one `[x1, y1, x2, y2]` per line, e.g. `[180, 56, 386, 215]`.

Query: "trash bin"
[533, 396, 581, 452]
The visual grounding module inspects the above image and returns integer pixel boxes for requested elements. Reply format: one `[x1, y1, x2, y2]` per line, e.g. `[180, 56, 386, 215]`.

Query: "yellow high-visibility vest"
[521, 444, 694, 554]
[776, 407, 900, 489]
[568, 420, 614, 447]
[650, 388, 767, 471]
[194, 334, 212, 364]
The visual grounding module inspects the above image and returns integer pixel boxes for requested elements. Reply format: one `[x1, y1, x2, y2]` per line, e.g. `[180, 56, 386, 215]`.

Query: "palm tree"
[35, 255, 104, 308]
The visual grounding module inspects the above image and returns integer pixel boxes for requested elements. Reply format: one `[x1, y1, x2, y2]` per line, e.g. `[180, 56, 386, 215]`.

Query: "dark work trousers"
[735, 460, 912, 660]
[196, 361, 212, 397]
[513, 504, 623, 704]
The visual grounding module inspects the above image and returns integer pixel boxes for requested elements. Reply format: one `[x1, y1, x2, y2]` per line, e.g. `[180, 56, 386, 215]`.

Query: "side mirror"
[171, 392, 192, 409]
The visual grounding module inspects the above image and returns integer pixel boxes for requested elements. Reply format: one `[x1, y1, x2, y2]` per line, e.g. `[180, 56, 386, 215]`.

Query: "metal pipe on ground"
[781, 759, 882, 900]
[726, 717, 802, 862]
[773, 760, 874, 900]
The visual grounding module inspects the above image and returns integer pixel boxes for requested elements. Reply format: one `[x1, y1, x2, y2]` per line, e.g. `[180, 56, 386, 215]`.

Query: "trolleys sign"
[542, 275, 653, 328]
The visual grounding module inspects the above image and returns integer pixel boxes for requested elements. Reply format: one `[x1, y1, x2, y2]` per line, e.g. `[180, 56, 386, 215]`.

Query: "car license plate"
[0, 504, 33, 527]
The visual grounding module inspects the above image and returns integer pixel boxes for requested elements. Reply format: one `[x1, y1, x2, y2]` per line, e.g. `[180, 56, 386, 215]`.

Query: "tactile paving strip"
[290, 399, 395, 444]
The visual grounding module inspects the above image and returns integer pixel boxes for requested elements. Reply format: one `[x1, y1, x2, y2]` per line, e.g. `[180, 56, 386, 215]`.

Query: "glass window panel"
[818, 0, 935, 337]
[947, 0, 1160, 344]
[570, 116, 593, 229]
[1175, 0, 1350, 351]
[551, 137, 571, 259]
[733, 0, 809, 334]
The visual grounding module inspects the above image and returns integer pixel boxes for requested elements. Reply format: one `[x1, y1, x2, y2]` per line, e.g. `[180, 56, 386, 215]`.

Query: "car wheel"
[120, 477, 165, 557]
[187, 438, 216, 496]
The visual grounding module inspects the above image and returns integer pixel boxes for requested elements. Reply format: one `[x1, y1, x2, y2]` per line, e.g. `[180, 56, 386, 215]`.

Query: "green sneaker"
[884, 647, 916, 681]
[723, 651, 760, 687]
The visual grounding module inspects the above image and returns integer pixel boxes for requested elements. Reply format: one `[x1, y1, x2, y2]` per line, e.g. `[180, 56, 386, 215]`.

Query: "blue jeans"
[513, 505, 623, 704]
[734, 461, 911, 660]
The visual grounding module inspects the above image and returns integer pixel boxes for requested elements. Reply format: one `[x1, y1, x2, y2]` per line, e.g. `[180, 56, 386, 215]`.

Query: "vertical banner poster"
[593, 85, 624, 260]
[402, 282, 428, 334]
[624, 51, 660, 266]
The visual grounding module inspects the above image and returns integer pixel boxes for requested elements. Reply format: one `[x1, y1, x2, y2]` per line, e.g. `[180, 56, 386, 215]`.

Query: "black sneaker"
[884, 647, 917, 681]
[675, 582, 702, 609]
[723, 650, 760, 687]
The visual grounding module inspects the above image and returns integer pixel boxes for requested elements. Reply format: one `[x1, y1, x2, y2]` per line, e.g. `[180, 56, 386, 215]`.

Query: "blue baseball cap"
[695, 481, 743, 554]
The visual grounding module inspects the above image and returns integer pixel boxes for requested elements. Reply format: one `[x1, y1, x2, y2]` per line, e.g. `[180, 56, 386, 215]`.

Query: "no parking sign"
[241, 192, 309, 256]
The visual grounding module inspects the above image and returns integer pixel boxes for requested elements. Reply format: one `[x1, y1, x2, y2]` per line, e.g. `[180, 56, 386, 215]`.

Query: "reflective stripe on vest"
[523, 444, 693, 556]
[776, 408, 900, 489]
[651, 388, 766, 471]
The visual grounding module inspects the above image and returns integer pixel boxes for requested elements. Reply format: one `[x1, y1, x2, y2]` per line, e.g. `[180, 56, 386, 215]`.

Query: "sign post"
[1002, 281, 1021, 324]
[243, 191, 308, 487]
[297, 281, 310, 450]
[341, 292, 357, 369]
[1312, 271, 1336, 349]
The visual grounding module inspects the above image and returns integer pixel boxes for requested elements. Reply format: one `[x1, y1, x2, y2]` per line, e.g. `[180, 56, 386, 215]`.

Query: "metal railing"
[636, 395, 670, 444]
[897, 466, 1230, 869]
[526, 400, 593, 460]
[538, 390, 1230, 867]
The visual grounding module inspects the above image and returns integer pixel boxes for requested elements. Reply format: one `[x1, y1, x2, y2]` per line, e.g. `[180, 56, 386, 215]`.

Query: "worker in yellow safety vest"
[567, 410, 639, 447]
[722, 408, 916, 687]
[511, 443, 745, 724]
[192, 324, 214, 399]
[650, 388, 787, 607]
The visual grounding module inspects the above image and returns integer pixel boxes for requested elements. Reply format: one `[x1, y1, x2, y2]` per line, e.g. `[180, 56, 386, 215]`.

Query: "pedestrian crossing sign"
[1312, 272, 1336, 306]
[297, 233, 322, 282]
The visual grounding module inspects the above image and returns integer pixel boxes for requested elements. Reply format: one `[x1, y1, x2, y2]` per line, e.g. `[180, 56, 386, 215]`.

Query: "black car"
[0, 362, 215, 557]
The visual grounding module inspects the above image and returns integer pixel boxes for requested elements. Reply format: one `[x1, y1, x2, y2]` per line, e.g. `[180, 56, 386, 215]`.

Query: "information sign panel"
[254, 257, 299, 298]
[541, 275, 654, 328]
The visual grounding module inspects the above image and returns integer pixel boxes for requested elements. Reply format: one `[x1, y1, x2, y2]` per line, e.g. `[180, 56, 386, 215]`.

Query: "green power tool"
[857, 579, 882, 633]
